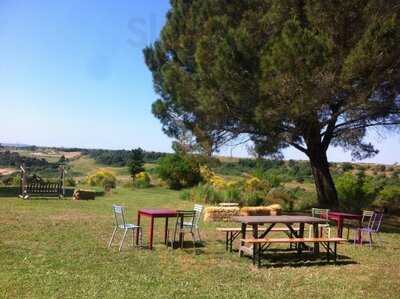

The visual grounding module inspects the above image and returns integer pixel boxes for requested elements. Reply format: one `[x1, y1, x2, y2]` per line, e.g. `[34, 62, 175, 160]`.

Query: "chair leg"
[119, 229, 128, 252]
[196, 228, 202, 242]
[108, 227, 117, 248]
[376, 233, 383, 246]
[368, 232, 372, 248]
[190, 231, 197, 253]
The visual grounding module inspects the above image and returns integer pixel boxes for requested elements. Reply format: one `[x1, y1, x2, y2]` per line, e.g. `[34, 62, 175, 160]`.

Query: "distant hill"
[0, 143, 31, 148]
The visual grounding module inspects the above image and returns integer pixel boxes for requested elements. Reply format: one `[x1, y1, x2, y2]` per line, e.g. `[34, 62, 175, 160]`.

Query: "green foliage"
[65, 177, 76, 187]
[0, 173, 21, 186]
[127, 148, 145, 180]
[157, 154, 202, 190]
[180, 184, 224, 204]
[88, 149, 167, 166]
[0, 150, 56, 170]
[0, 186, 21, 197]
[133, 172, 151, 188]
[145, 0, 400, 206]
[244, 192, 265, 207]
[341, 163, 353, 172]
[266, 187, 295, 212]
[87, 170, 117, 189]
[374, 185, 400, 212]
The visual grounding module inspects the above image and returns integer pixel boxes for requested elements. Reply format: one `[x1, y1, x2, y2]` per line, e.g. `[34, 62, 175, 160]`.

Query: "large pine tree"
[144, 0, 400, 206]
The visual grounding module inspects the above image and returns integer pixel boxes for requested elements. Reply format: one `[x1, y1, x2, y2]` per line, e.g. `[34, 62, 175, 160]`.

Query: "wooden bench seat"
[242, 237, 345, 244]
[216, 227, 299, 232]
[217, 226, 300, 252]
[241, 237, 346, 267]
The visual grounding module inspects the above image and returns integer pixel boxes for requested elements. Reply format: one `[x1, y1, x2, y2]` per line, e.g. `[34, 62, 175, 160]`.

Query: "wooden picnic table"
[231, 215, 327, 258]
[328, 211, 362, 241]
[136, 208, 177, 249]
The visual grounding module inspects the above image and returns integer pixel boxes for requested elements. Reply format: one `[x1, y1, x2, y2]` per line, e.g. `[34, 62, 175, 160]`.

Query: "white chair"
[180, 204, 204, 242]
[309, 208, 331, 238]
[108, 205, 142, 252]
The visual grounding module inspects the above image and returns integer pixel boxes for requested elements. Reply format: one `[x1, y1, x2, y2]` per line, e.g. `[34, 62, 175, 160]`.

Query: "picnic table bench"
[242, 237, 346, 267]
[217, 226, 300, 252]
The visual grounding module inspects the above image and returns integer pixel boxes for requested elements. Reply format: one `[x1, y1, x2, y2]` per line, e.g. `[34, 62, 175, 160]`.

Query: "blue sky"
[1, 0, 399, 164]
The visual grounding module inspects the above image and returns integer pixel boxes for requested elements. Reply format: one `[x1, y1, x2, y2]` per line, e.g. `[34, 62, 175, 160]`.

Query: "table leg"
[164, 217, 169, 245]
[337, 217, 344, 238]
[313, 223, 319, 254]
[136, 212, 141, 245]
[298, 223, 305, 254]
[252, 224, 258, 265]
[357, 218, 362, 243]
[149, 216, 154, 250]
[240, 223, 246, 257]
[179, 214, 184, 248]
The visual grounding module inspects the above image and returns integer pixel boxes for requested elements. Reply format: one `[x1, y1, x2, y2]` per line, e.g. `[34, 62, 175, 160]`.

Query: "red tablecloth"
[137, 208, 177, 249]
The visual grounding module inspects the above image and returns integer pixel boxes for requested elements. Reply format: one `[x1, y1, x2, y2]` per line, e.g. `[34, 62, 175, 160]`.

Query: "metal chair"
[183, 204, 204, 242]
[354, 210, 384, 247]
[108, 205, 142, 252]
[309, 208, 331, 238]
[168, 210, 198, 251]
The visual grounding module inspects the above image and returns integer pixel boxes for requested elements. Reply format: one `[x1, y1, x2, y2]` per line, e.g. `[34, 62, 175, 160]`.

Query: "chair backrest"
[371, 212, 384, 232]
[311, 208, 329, 224]
[361, 210, 375, 229]
[193, 204, 204, 227]
[112, 205, 127, 229]
[176, 210, 197, 228]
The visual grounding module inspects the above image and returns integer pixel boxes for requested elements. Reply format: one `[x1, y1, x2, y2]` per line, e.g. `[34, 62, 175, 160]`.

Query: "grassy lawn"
[1, 188, 400, 298]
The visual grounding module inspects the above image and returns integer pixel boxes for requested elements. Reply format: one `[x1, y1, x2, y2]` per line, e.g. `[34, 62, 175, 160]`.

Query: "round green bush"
[157, 154, 202, 190]
[133, 172, 151, 188]
[87, 170, 117, 189]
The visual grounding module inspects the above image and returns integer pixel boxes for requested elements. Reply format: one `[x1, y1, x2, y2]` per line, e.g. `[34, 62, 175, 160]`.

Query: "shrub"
[244, 192, 265, 206]
[65, 177, 76, 187]
[200, 165, 230, 189]
[265, 187, 295, 211]
[374, 185, 400, 212]
[182, 184, 224, 204]
[335, 172, 374, 212]
[244, 176, 271, 193]
[133, 171, 151, 188]
[157, 154, 202, 190]
[341, 162, 353, 172]
[127, 148, 145, 181]
[223, 186, 242, 204]
[87, 169, 117, 189]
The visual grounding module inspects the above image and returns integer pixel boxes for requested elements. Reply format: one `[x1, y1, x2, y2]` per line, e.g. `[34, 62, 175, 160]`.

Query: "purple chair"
[354, 211, 384, 248]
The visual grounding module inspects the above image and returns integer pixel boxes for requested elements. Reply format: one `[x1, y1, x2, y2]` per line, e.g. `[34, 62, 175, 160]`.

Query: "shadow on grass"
[254, 251, 356, 268]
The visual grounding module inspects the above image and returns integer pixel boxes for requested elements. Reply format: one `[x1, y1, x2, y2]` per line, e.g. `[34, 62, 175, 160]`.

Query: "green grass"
[1, 187, 400, 298]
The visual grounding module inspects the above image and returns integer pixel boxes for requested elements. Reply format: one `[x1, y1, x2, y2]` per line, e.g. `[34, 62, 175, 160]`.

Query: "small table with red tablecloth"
[136, 208, 177, 249]
[328, 211, 362, 241]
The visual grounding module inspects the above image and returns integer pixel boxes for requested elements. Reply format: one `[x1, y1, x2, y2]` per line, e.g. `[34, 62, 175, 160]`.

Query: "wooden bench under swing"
[19, 165, 65, 199]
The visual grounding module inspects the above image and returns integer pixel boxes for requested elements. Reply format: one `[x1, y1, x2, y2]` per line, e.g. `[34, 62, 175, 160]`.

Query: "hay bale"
[218, 202, 239, 207]
[203, 206, 240, 222]
[73, 189, 96, 200]
[240, 204, 282, 216]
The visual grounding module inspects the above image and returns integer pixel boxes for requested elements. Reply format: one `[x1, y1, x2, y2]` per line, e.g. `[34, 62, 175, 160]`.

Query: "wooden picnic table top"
[231, 215, 327, 225]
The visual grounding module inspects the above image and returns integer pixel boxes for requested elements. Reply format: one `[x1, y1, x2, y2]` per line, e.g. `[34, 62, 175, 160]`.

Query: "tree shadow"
[252, 250, 356, 268]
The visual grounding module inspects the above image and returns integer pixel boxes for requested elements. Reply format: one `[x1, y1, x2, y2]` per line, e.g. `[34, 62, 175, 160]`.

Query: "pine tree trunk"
[307, 145, 339, 207]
